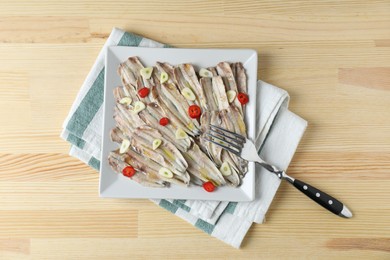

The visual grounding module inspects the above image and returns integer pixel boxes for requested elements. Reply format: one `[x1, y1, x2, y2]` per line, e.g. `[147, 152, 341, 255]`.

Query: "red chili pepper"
[138, 87, 150, 98]
[237, 92, 249, 105]
[122, 166, 136, 178]
[188, 105, 201, 119]
[203, 181, 215, 192]
[159, 117, 169, 126]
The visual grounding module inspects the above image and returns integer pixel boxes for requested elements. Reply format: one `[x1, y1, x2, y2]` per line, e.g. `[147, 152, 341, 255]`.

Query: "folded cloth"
[61, 27, 307, 248]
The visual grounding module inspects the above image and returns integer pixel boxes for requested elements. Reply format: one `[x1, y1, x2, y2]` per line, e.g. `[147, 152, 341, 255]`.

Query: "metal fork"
[204, 125, 352, 218]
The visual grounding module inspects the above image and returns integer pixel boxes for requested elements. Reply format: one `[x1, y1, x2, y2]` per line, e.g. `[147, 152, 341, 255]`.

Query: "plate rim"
[100, 46, 258, 201]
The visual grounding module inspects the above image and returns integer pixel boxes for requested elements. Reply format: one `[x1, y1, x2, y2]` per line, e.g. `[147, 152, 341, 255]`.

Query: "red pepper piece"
[122, 166, 136, 178]
[237, 92, 249, 105]
[203, 181, 215, 192]
[138, 87, 150, 98]
[188, 105, 201, 119]
[159, 117, 169, 126]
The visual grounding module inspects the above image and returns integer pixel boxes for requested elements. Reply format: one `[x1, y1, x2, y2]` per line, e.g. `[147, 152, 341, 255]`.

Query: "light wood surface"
[0, 1, 389, 259]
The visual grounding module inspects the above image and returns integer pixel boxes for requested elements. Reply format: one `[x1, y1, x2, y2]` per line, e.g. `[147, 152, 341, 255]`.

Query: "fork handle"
[286, 176, 352, 218]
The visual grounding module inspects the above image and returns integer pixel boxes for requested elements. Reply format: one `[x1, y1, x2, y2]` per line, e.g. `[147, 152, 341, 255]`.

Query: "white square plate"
[100, 46, 257, 201]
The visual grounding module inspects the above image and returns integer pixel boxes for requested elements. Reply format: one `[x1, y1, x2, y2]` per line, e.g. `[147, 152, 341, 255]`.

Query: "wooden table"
[1, 1, 389, 259]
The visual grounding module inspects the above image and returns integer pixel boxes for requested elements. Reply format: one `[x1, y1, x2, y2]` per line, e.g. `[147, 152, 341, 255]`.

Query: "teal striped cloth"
[61, 28, 307, 248]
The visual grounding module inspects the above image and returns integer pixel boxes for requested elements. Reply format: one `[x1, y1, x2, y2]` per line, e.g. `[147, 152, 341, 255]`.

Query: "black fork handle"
[280, 172, 352, 218]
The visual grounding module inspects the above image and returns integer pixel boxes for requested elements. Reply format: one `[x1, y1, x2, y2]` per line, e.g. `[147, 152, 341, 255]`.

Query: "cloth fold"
[61, 27, 307, 248]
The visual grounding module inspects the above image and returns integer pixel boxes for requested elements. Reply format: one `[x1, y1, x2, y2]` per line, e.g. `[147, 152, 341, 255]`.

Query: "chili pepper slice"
[203, 181, 215, 192]
[237, 92, 249, 105]
[159, 117, 169, 126]
[188, 105, 201, 119]
[122, 166, 136, 178]
[138, 87, 150, 98]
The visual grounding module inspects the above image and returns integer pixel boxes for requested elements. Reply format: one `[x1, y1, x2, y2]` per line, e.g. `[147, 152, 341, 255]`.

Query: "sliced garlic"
[175, 128, 188, 139]
[132, 101, 146, 114]
[119, 97, 132, 106]
[152, 139, 162, 150]
[140, 67, 153, 80]
[199, 68, 212, 77]
[119, 139, 130, 154]
[181, 87, 196, 101]
[160, 72, 169, 84]
[220, 162, 232, 176]
[226, 90, 237, 103]
[158, 167, 173, 178]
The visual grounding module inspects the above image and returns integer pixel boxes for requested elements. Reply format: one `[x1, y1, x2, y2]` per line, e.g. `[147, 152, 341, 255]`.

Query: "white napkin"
[61, 27, 307, 248]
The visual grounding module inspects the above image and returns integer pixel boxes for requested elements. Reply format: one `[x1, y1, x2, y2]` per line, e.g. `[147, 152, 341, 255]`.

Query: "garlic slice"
[140, 67, 153, 80]
[152, 139, 162, 150]
[175, 128, 188, 139]
[220, 162, 232, 176]
[160, 72, 169, 84]
[199, 68, 212, 77]
[158, 167, 173, 178]
[119, 97, 132, 106]
[181, 87, 196, 101]
[119, 139, 130, 154]
[226, 90, 236, 103]
[132, 101, 145, 114]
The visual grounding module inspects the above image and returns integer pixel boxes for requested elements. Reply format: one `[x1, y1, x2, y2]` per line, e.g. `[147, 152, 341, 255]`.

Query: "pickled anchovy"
[200, 77, 218, 112]
[183, 144, 226, 186]
[211, 76, 229, 110]
[216, 62, 243, 115]
[108, 151, 166, 188]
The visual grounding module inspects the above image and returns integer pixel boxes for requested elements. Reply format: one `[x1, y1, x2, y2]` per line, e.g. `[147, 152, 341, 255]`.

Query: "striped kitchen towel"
[61, 27, 307, 248]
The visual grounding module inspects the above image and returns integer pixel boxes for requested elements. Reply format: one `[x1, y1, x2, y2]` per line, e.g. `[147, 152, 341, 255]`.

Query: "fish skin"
[127, 56, 155, 88]
[220, 150, 241, 187]
[123, 149, 188, 186]
[227, 105, 247, 137]
[138, 107, 189, 152]
[184, 144, 226, 186]
[135, 76, 153, 103]
[133, 126, 188, 172]
[108, 151, 166, 188]
[113, 85, 139, 106]
[201, 76, 247, 178]
[200, 77, 218, 112]
[116, 103, 145, 128]
[150, 80, 196, 136]
[130, 136, 182, 177]
[210, 111, 223, 165]
[199, 112, 214, 161]
[160, 82, 201, 134]
[113, 112, 134, 137]
[173, 67, 200, 107]
[118, 63, 137, 87]
[207, 67, 218, 77]
[156, 62, 175, 85]
[220, 108, 248, 176]
[200, 111, 222, 166]
[110, 127, 127, 143]
[211, 76, 229, 110]
[216, 62, 243, 116]
[178, 64, 208, 110]
[234, 62, 247, 94]
[113, 86, 190, 151]
[219, 109, 243, 171]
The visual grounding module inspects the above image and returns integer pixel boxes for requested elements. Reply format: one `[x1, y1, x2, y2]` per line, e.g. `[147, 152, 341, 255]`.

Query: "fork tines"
[203, 125, 246, 156]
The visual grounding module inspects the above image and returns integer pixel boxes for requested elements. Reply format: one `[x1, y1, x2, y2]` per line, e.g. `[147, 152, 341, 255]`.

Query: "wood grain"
[326, 238, 390, 253]
[0, 0, 389, 259]
[339, 67, 390, 90]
